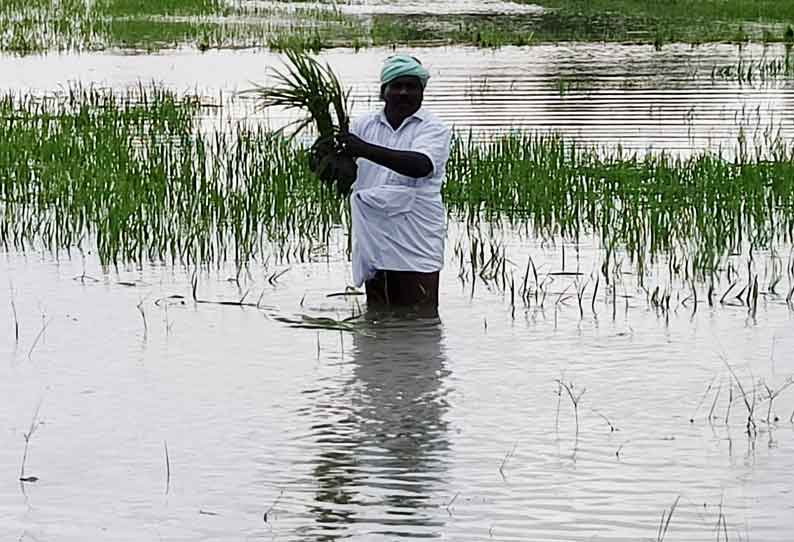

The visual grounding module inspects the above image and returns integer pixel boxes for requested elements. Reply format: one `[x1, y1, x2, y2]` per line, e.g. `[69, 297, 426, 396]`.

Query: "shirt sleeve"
[411, 118, 452, 178]
[349, 116, 363, 137]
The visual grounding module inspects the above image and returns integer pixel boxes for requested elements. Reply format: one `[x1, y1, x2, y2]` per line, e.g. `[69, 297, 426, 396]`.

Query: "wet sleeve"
[411, 119, 452, 178]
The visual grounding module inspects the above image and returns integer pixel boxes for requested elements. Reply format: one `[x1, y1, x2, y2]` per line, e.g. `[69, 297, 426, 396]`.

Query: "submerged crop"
[1, 86, 793, 287]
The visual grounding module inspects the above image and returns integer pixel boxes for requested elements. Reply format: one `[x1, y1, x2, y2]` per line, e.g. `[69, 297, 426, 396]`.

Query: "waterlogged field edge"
[2, 85, 793, 312]
[2, 0, 794, 54]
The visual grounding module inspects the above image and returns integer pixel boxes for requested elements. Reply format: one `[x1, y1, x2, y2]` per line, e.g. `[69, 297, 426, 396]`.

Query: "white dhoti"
[351, 185, 446, 287]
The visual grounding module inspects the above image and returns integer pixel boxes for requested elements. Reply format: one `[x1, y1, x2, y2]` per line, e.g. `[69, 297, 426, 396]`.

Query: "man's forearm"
[356, 142, 433, 179]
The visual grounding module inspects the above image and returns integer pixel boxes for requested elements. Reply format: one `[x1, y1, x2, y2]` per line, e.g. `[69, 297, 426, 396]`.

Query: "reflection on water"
[303, 318, 450, 540]
[1, 252, 793, 541]
[3, 43, 794, 155]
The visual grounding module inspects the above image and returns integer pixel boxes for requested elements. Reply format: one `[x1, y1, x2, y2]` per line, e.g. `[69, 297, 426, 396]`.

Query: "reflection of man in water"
[338, 55, 452, 316]
[306, 321, 450, 539]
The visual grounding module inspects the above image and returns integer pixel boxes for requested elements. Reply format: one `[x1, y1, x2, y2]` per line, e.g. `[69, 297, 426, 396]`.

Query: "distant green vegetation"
[0, 0, 357, 54]
[526, 0, 794, 45]
[96, 0, 231, 16]
[537, 0, 794, 24]
[1, 0, 793, 54]
[2, 86, 793, 283]
[370, 15, 538, 49]
[271, 0, 794, 48]
[371, 2, 794, 50]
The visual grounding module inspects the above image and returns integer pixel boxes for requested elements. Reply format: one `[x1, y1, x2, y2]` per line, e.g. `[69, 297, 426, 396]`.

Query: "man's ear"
[379, 83, 386, 101]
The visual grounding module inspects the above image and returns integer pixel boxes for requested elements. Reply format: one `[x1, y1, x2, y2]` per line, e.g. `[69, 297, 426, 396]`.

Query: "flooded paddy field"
[4, 43, 794, 153]
[3, 0, 794, 52]
[3, 1, 794, 540]
[2, 236, 794, 541]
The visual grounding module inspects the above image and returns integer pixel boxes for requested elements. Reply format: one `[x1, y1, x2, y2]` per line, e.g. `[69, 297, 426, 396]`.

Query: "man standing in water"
[337, 55, 452, 316]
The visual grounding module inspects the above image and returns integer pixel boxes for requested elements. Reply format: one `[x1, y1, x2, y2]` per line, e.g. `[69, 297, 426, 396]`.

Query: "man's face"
[382, 75, 424, 117]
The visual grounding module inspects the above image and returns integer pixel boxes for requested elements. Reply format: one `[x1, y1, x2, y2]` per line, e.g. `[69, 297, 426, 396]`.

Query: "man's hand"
[337, 131, 432, 179]
[308, 134, 357, 196]
[309, 136, 336, 178]
[337, 131, 368, 158]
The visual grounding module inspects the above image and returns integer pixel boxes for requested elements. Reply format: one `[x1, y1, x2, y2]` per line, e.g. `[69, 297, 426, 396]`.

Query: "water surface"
[3, 36, 794, 542]
[2, 43, 794, 154]
[1, 232, 793, 541]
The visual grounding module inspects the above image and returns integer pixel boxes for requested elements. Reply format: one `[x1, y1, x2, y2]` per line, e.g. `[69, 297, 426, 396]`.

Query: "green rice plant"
[242, 48, 356, 194]
[711, 52, 794, 84]
[267, 30, 328, 53]
[0, 84, 351, 267]
[444, 131, 794, 283]
[2, 84, 794, 296]
[369, 16, 439, 47]
[0, 0, 103, 53]
[244, 48, 351, 138]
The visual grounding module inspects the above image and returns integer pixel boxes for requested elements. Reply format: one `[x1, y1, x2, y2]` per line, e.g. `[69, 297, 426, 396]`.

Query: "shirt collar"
[377, 107, 427, 130]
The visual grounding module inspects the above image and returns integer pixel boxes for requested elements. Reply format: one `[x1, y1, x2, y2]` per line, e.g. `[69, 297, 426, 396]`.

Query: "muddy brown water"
[2, 41, 794, 541]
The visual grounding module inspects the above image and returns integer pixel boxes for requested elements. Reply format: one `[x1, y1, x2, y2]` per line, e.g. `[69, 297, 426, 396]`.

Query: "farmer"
[337, 55, 452, 316]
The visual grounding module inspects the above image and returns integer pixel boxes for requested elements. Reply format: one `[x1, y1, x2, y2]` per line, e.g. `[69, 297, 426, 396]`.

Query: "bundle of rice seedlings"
[243, 48, 357, 195]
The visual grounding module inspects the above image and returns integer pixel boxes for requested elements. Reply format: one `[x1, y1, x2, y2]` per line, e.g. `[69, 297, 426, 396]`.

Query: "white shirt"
[349, 107, 452, 286]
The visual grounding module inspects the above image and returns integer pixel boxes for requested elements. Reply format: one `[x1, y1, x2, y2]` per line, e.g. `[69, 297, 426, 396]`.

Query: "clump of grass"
[243, 48, 350, 139]
[0, 0, 102, 54]
[711, 52, 794, 85]
[0, 84, 349, 267]
[267, 32, 326, 53]
[242, 48, 355, 194]
[785, 25, 794, 43]
[445, 132, 794, 282]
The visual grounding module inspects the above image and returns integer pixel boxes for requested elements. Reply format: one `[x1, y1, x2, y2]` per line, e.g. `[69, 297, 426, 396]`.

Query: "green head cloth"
[380, 55, 430, 88]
